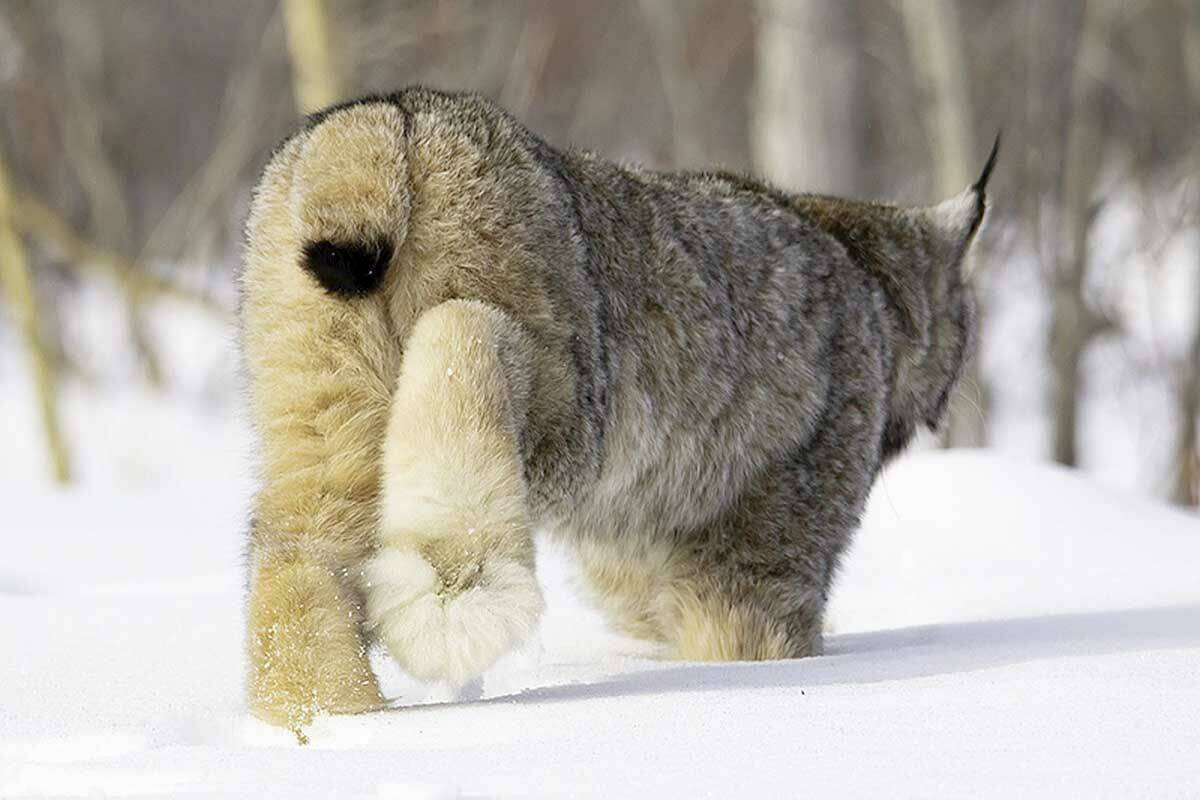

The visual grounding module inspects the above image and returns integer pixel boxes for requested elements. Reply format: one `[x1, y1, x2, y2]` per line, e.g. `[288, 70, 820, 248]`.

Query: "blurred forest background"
[0, 0, 1196, 509]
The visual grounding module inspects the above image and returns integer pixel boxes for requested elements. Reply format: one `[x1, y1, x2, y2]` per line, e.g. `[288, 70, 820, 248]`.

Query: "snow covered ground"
[2, 448, 1197, 798]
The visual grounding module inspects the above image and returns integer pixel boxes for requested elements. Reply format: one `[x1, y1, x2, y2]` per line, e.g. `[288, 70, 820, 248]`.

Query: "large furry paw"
[247, 557, 385, 734]
[364, 547, 543, 685]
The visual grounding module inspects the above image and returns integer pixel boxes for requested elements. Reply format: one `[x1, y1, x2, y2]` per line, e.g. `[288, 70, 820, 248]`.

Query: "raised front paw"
[363, 546, 543, 685]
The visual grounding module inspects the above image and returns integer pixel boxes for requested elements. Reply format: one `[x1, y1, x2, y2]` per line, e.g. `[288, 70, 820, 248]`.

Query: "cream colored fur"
[574, 539, 796, 661]
[667, 583, 796, 661]
[246, 540, 384, 732]
[366, 300, 542, 684]
[241, 107, 416, 731]
[242, 104, 548, 728]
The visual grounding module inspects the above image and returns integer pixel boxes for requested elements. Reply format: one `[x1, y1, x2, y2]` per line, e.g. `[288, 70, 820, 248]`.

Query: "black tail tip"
[972, 131, 1002, 198]
[300, 238, 393, 298]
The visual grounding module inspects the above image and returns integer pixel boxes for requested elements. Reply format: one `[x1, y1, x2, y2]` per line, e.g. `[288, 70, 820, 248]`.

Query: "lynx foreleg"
[365, 300, 543, 685]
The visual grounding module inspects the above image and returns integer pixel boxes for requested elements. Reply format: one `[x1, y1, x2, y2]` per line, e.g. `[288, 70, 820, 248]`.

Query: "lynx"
[239, 87, 996, 733]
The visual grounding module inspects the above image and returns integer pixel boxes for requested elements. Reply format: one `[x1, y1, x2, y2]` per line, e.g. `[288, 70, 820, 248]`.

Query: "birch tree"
[1048, 0, 1117, 467]
[1172, 1, 1200, 506]
[899, 0, 989, 447]
[1175, 220, 1200, 508]
[752, 0, 859, 194]
[282, 0, 341, 114]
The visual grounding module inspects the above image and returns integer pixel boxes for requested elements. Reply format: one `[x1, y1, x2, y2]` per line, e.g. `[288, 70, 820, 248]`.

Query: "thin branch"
[11, 193, 229, 318]
[139, 8, 283, 265]
[0, 151, 70, 482]
[498, 16, 556, 121]
[54, 3, 167, 384]
[52, 2, 133, 253]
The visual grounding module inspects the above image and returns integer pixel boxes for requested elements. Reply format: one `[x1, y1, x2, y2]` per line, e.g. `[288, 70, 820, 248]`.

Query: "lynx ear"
[925, 132, 1001, 273]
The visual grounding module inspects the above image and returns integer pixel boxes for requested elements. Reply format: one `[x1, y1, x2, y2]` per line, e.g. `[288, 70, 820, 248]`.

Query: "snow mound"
[832, 450, 1200, 632]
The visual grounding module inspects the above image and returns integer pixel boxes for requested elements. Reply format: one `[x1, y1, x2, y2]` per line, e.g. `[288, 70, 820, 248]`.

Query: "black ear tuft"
[965, 131, 1001, 239]
[300, 238, 393, 298]
[972, 131, 1002, 199]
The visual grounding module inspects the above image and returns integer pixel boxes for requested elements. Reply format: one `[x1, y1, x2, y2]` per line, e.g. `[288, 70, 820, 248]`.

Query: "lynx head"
[795, 135, 999, 461]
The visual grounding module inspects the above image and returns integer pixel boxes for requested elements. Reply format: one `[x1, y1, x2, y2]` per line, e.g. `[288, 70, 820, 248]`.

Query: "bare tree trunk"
[281, 0, 342, 114]
[1174, 240, 1200, 507]
[751, 0, 859, 194]
[899, 0, 974, 192]
[0, 151, 70, 483]
[899, 0, 988, 447]
[1049, 0, 1114, 467]
[1172, 2, 1200, 507]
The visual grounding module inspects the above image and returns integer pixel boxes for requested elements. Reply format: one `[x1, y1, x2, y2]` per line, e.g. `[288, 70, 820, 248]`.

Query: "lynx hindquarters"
[365, 300, 544, 685]
[240, 89, 994, 731]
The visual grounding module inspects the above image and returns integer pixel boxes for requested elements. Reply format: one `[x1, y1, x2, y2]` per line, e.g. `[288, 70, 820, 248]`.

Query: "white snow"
[1, 449, 1197, 798]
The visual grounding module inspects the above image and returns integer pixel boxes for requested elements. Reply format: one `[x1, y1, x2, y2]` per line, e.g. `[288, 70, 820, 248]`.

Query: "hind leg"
[580, 397, 878, 662]
[364, 300, 543, 685]
[572, 537, 677, 646]
[662, 569, 822, 661]
[664, 394, 879, 661]
[573, 533, 818, 661]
